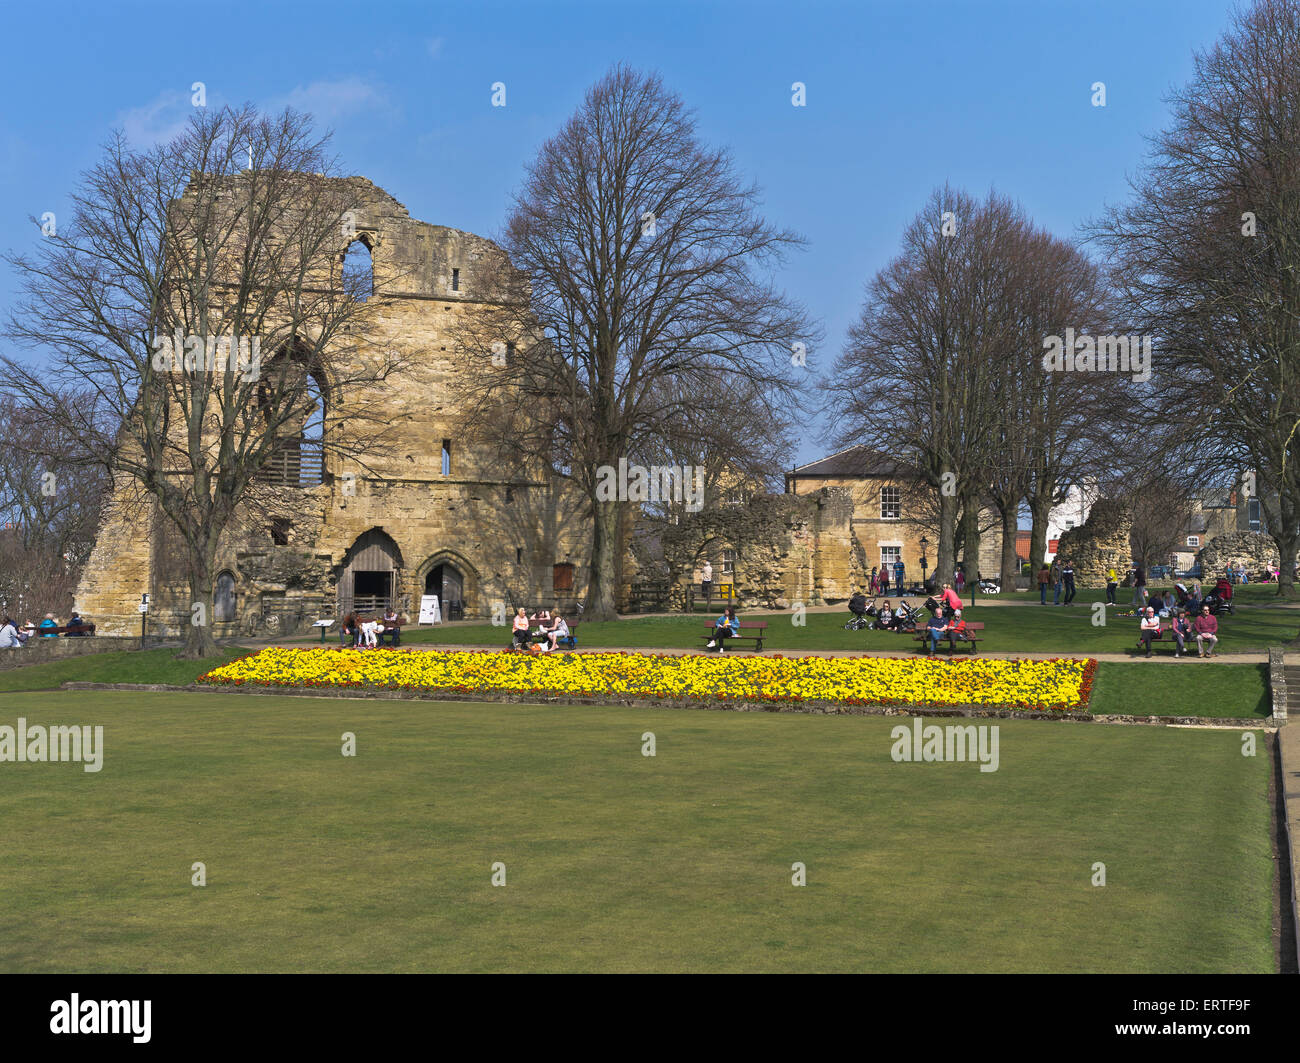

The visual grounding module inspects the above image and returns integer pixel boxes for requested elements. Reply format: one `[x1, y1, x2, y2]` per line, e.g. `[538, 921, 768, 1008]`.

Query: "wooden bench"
[913, 622, 985, 655]
[699, 621, 768, 652]
[28, 623, 96, 638]
[1136, 622, 1182, 655]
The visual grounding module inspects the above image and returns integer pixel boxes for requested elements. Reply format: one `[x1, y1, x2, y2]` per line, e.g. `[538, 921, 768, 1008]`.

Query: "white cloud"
[115, 90, 195, 147]
[278, 77, 388, 122]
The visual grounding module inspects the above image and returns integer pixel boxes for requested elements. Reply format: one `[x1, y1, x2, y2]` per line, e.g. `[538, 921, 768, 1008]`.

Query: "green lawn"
[386, 604, 1296, 655]
[0, 646, 249, 692]
[1088, 663, 1270, 718]
[0, 691, 1274, 973]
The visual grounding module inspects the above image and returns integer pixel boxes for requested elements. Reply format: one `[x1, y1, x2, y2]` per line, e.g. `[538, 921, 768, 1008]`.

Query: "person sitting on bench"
[947, 609, 968, 645]
[547, 613, 570, 652]
[511, 607, 531, 651]
[706, 607, 739, 652]
[380, 608, 401, 647]
[1138, 607, 1161, 657]
[339, 612, 360, 648]
[1171, 609, 1192, 658]
[925, 610, 949, 654]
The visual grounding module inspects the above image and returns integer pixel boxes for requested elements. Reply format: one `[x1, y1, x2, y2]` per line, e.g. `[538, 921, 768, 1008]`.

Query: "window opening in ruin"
[341, 239, 373, 302]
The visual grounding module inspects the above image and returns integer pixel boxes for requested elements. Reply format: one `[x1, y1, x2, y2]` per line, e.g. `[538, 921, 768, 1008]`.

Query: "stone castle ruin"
[76, 178, 591, 637]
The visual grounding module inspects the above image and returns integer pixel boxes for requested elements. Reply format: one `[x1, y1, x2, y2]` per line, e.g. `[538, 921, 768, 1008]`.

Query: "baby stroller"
[978, 578, 1000, 594]
[844, 592, 874, 632]
[1201, 577, 1235, 616]
[880, 599, 921, 633]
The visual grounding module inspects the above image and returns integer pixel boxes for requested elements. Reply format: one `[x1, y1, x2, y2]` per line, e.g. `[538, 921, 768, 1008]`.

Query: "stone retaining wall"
[0, 637, 140, 672]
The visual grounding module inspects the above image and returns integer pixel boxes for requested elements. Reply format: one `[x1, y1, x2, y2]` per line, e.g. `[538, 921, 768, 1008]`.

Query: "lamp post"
[919, 537, 929, 592]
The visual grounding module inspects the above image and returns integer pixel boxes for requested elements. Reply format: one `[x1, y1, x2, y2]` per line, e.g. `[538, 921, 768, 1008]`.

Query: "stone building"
[75, 178, 590, 637]
[784, 446, 1004, 584]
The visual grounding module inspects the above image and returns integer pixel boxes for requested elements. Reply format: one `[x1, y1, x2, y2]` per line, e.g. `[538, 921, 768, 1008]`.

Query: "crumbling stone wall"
[76, 178, 591, 635]
[1198, 531, 1293, 575]
[659, 488, 861, 609]
[1054, 498, 1133, 587]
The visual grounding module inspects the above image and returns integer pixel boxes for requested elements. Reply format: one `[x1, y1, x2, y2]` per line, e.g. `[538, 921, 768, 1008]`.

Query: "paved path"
[244, 636, 1277, 665]
[1277, 725, 1300, 964]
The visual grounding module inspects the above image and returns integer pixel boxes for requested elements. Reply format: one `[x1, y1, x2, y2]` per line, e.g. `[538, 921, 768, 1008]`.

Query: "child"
[360, 618, 380, 648]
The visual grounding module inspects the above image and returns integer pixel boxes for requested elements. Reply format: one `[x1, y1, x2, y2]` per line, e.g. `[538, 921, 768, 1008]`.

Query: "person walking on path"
[700, 561, 713, 604]
[1051, 561, 1063, 605]
[1106, 566, 1118, 605]
[1037, 563, 1051, 605]
[1062, 560, 1077, 605]
[893, 558, 905, 592]
[1132, 565, 1147, 608]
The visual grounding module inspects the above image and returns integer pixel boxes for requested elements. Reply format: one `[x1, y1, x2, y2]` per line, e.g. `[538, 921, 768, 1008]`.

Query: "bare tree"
[0, 393, 109, 618]
[4, 105, 403, 656]
[826, 188, 1111, 587]
[1091, 0, 1300, 605]
[450, 66, 815, 620]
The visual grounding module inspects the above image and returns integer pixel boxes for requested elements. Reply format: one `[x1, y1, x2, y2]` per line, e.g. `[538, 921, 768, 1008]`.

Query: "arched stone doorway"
[338, 528, 404, 615]
[417, 551, 477, 621]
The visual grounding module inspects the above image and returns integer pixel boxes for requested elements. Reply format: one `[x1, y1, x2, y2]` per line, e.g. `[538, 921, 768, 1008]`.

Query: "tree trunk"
[998, 503, 1020, 589]
[960, 493, 981, 585]
[586, 496, 621, 621]
[1272, 527, 1300, 603]
[935, 484, 958, 594]
[180, 541, 220, 659]
[1028, 496, 1052, 573]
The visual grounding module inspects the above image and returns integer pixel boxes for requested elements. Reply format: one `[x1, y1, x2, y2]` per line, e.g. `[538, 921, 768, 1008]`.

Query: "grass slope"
[0, 691, 1273, 973]
[387, 606, 1295, 655]
[0, 646, 249, 692]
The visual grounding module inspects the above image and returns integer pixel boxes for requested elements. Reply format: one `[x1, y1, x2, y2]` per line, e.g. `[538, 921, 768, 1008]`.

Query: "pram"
[1201, 577, 1235, 616]
[844, 593, 874, 632]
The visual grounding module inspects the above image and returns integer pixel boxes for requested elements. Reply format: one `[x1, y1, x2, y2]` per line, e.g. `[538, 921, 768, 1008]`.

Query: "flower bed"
[198, 648, 1098, 712]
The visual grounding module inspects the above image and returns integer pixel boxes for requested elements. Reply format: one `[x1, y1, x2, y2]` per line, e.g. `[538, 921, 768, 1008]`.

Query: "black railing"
[258, 444, 324, 488]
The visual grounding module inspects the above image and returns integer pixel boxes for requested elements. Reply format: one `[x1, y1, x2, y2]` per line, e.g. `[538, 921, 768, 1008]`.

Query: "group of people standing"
[1036, 560, 1078, 605]
[868, 561, 907, 595]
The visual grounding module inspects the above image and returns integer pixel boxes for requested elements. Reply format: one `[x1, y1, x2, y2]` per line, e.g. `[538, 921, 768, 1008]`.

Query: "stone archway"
[338, 528, 404, 615]
[416, 551, 480, 621]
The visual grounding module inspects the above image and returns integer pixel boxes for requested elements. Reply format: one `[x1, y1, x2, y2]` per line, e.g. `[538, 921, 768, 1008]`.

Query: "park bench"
[505, 615, 582, 652]
[913, 622, 984, 655]
[1136, 622, 1184, 655]
[698, 621, 767, 652]
[29, 623, 96, 638]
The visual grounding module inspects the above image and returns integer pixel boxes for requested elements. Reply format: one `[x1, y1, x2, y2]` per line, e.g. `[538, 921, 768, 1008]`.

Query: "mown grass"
[0, 646, 249, 692]
[0, 691, 1274, 973]
[388, 605, 1296, 656]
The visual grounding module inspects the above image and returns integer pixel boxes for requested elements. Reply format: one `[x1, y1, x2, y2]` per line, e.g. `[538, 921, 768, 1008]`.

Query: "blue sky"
[0, 0, 1235, 464]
